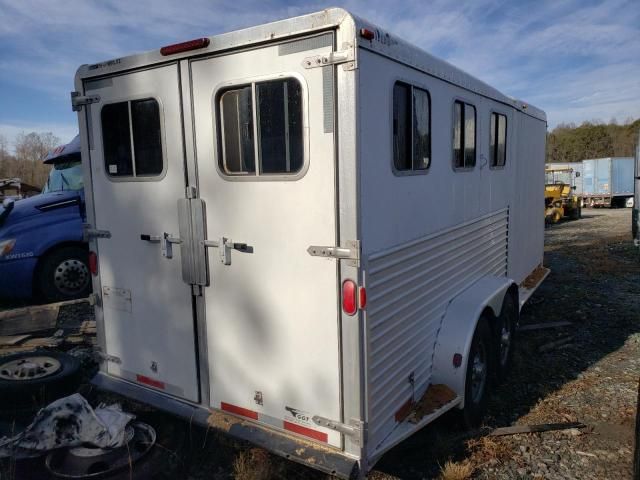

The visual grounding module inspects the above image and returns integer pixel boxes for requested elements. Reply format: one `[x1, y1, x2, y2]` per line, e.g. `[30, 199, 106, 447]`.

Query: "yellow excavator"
[545, 167, 582, 224]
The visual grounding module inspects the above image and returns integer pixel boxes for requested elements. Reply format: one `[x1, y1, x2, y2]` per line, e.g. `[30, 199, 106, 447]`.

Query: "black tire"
[37, 245, 91, 303]
[463, 317, 494, 428]
[0, 350, 82, 411]
[495, 293, 518, 384]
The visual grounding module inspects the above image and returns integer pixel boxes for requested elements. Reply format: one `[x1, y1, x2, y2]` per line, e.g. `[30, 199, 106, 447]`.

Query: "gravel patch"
[15, 209, 635, 480]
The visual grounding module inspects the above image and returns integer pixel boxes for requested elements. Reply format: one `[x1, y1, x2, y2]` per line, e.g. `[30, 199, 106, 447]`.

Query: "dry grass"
[466, 435, 513, 467]
[232, 447, 273, 480]
[438, 459, 474, 480]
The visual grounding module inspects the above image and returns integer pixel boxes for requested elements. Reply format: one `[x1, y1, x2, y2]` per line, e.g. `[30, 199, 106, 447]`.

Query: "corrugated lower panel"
[365, 209, 509, 448]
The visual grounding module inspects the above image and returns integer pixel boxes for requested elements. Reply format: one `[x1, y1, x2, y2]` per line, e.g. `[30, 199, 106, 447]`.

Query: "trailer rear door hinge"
[71, 91, 100, 111]
[312, 416, 364, 445]
[302, 46, 355, 71]
[95, 349, 121, 365]
[83, 223, 111, 241]
[307, 240, 360, 267]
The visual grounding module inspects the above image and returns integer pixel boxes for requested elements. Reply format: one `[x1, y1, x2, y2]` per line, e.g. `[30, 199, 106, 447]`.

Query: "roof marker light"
[360, 28, 375, 41]
[160, 38, 210, 56]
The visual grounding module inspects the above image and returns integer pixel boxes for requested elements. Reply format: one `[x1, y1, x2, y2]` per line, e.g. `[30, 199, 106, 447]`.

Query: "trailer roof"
[76, 8, 545, 122]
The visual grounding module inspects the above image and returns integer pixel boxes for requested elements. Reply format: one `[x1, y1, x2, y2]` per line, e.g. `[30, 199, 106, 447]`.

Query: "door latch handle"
[201, 237, 246, 265]
[162, 233, 182, 259]
[141, 233, 181, 258]
[140, 234, 161, 242]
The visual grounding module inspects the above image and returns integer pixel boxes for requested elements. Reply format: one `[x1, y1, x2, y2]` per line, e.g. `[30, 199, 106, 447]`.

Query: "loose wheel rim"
[45, 422, 156, 479]
[0, 355, 62, 380]
[54, 259, 89, 295]
[470, 340, 487, 404]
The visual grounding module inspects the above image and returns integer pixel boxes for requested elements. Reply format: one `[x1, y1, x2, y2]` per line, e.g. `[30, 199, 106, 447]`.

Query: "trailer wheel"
[0, 350, 82, 411]
[463, 317, 493, 428]
[495, 293, 518, 384]
[37, 246, 91, 303]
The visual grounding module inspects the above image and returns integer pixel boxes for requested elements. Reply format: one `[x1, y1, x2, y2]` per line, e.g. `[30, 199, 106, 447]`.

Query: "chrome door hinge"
[88, 293, 100, 307]
[71, 91, 100, 111]
[83, 223, 111, 241]
[307, 240, 360, 267]
[302, 45, 356, 71]
[95, 349, 121, 365]
[312, 416, 364, 446]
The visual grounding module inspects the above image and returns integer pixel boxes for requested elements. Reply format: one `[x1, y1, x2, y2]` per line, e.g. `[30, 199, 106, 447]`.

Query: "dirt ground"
[2, 208, 638, 479]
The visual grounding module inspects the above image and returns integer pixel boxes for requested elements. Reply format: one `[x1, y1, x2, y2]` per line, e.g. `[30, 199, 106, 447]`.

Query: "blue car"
[0, 135, 90, 302]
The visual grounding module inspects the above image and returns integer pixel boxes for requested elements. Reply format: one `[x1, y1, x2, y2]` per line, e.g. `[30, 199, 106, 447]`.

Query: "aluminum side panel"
[364, 209, 508, 448]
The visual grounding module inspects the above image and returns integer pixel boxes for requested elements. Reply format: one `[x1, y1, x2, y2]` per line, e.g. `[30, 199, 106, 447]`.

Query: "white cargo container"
[73, 9, 548, 478]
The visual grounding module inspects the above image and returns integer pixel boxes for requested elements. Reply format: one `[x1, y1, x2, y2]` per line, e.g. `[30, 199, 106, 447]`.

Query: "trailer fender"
[431, 275, 515, 407]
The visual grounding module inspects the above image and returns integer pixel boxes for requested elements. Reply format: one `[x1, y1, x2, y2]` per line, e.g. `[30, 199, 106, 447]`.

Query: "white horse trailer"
[73, 8, 548, 478]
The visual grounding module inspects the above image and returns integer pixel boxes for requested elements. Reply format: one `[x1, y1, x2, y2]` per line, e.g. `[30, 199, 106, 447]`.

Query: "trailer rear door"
[83, 65, 199, 402]
[190, 33, 342, 446]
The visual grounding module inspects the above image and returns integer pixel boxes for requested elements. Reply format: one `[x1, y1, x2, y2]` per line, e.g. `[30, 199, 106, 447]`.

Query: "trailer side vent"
[160, 38, 210, 56]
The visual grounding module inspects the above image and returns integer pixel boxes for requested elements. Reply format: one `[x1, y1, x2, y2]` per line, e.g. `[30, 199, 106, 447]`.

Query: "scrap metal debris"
[519, 321, 573, 331]
[0, 393, 135, 458]
[488, 422, 586, 437]
[538, 336, 575, 353]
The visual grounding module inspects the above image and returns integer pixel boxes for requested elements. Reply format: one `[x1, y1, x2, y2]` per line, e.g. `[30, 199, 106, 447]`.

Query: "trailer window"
[101, 98, 163, 178]
[453, 100, 476, 169]
[219, 78, 303, 176]
[490, 112, 507, 167]
[392, 82, 431, 172]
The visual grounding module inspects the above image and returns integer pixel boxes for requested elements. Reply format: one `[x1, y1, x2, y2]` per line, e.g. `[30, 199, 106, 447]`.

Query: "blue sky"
[0, 0, 638, 148]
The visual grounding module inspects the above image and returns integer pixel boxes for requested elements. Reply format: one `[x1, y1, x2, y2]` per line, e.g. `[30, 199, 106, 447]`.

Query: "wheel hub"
[54, 259, 89, 295]
[500, 326, 511, 364]
[0, 356, 62, 381]
[470, 345, 487, 404]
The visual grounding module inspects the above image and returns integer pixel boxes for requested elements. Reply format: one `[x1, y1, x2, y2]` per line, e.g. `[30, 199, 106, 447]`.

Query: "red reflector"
[136, 374, 165, 390]
[453, 353, 463, 368]
[160, 37, 210, 56]
[342, 280, 357, 315]
[284, 421, 328, 443]
[358, 286, 367, 309]
[88, 251, 98, 276]
[360, 28, 375, 40]
[221, 402, 259, 420]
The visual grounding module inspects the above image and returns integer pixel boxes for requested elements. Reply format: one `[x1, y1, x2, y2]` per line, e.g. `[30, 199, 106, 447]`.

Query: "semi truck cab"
[0, 135, 90, 302]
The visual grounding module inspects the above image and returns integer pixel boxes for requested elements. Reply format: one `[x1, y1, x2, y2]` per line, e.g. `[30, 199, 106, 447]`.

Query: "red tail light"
[342, 280, 357, 315]
[160, 38, 210, 56]
[359, 286, 367, 309]
[88, 251, 98, 275]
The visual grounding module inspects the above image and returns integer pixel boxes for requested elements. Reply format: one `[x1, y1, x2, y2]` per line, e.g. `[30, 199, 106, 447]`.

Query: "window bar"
[128, 101, 136, 177]
[409, 86, 414, 171]
[283, 81, 291, 172]
[251, 83, 260, 176]
[233, 94, 244, 173]
[218, 93, 229, 173]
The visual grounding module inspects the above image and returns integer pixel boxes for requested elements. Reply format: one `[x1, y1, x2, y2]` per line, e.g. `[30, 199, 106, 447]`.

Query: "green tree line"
[547, 118, 640, 163]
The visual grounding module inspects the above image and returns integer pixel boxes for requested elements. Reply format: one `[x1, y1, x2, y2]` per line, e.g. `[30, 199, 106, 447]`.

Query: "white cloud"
[0, 0, 638, 132]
